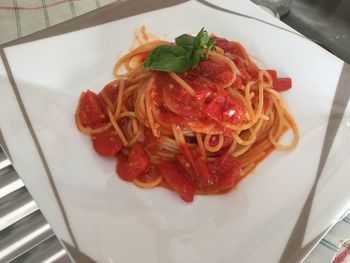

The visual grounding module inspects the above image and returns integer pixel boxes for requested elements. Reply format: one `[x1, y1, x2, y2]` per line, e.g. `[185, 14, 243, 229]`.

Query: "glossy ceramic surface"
[0, 1, 349, 262]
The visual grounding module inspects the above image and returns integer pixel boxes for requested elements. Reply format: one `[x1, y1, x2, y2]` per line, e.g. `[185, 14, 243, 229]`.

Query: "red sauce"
[115, 134, 240, 202]
[76, 36, 293, 202]
[154, 63, 246, 134]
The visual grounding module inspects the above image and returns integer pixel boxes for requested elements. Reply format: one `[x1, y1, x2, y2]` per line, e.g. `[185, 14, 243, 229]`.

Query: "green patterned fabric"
[0, 0, 117, 44]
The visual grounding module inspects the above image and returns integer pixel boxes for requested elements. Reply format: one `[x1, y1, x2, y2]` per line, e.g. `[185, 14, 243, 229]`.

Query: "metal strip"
[0, 210, 54, 262]
[0, 169, 24, 199]
[0, 151, 11, 171]
[0, 188, 39, 231]
[0, 128, 12, 162]
[12, 236, 70, 263]
[0, 49, 79, 249]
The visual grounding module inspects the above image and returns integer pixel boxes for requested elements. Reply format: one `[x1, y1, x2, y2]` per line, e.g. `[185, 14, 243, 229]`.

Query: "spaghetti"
[75, 31, 298, 202]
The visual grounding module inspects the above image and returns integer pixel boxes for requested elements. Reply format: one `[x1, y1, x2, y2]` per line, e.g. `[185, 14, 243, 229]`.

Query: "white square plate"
[1, 1, 349, 262]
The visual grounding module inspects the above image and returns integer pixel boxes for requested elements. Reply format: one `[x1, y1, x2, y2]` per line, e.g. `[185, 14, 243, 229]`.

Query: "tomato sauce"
[76, 36, 292, 202]
[115, 133, 241, 202]
[155, 61, 246, 134]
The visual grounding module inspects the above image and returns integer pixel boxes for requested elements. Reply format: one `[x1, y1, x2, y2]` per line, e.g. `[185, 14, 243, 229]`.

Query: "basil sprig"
[144, 28, 216, 72]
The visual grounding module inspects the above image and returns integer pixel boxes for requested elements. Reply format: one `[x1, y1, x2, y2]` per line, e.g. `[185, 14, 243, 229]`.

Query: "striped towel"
[0, 0, 118, 44]
[305, 215, 350, 263]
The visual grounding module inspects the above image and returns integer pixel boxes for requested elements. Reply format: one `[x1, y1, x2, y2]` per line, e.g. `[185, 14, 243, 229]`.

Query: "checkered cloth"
[0, 1, 349, 262]
[0, 0, 117, 44]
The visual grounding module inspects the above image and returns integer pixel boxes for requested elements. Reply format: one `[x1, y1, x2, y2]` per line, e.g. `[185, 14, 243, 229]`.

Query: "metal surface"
[0, 147, 71, 262]
[0, 152, 11, 171]
[0, 168, 24, 199]
[250, 0, 291, 17]
[282, 0, 350, 63]
[0, 188, 38, 231]
[0, 210, 53, 262]
[251, 0, 350, 63]
[11, 236, 71, 263]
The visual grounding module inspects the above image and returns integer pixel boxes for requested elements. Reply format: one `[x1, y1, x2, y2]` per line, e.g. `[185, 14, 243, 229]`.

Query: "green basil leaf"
[144, 28, 216, 73]
[144, 45, 192, 72]
[191, 49, 202, 69]
[175, 34, 195, 50]
[194, 28, 209, 49]
[204, 38, 216, 59]
[207, 38, 216, 51]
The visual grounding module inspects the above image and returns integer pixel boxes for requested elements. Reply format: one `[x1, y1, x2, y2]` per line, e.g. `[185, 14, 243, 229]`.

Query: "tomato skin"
[91, 127, 123, 157]
[231, 56, 259, 81]
[177, 144, 213, 190]
[158, 110, 193, 126]
[176, 145, 240, 193]
[215, 37, 249, 60]
[276, 78, 292, 91]
[208, 154, 240, 191]
[267, 70, 277, 82]
[267, 70, 292, 91]
[202, 91, 226, 122]
[142, 128, 161, 155]
[116, 143, 150, 181]
[203, 87, 244, 125]
[208, 135, 233, 149]
[215, 37, 260, 84]
[78, 90, 107, 127]
[99, 81, 119, 108]
[117, 162, 134, 181]
[232, 76, 243, 89]
[194, 59, 233, 85]
[159, 73, 210, 118]
[155, 162, 195, 202]
[214, 37, 292, 92]
[137, 170, 159, 183]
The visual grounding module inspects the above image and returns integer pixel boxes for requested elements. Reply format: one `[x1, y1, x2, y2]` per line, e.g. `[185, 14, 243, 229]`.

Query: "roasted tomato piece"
[158, 73, 210, 118]
[117, 143, 150, 181]
[99, 80, 119, 109]
[91, 127, 123, 157]
[203, 88, 244, 125]
[156, 161, 195, 202]
[177, 144, 213, 190]
[267, 70, 292, 91]
[208, 154, 240, 191]
[78, 90, 107, 127]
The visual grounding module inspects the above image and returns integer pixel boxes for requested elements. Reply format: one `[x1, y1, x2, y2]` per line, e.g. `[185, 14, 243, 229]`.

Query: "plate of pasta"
[75, 27, 298, 202]
[1, 0, 349, 263]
